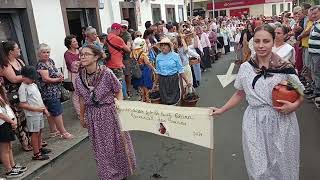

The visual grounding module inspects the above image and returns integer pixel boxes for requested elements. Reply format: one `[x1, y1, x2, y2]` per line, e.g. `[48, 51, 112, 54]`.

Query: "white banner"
[118, 101, 214, 149]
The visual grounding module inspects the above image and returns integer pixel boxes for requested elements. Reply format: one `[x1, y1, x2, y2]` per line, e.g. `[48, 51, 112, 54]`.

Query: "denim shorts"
[44, 99, 63, 117]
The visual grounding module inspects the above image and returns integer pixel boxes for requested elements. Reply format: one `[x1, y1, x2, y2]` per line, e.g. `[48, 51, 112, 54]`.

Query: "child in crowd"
[0, 82, 27, 178]
[18, 66, 51, 161]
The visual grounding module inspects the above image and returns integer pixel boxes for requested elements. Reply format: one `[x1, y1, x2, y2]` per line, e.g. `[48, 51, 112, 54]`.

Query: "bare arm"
[115, 89, 123, 101]
[38, 70, 63, 84]
[180, 73, 191, 85]
[193, 34, 199, 48]
[127, 41, 132, 50]
[0, 113, 15, 124]
[211, 90, 246, 115]
[2, 66, 23, 84]
[122, 44, 131, 53]
[19, 102, 45, 113]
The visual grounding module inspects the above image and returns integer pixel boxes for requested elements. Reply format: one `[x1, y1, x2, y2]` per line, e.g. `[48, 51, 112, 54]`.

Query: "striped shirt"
[309, 20, 320, 54]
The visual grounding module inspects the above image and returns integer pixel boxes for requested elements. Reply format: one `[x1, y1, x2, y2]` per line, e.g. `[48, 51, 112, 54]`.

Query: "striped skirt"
[159, 73, 181, 105]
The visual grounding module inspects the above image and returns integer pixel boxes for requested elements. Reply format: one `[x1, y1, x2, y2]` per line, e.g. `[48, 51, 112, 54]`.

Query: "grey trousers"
[310, 53, 320, 96]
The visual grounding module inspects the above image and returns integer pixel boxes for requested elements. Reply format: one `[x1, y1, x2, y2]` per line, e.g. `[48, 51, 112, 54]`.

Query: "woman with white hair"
[36, 43, 73, 139]
[82, 26, 106, 65]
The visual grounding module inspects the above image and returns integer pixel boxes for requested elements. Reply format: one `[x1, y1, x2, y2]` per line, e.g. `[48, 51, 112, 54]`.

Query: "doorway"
[121, 8, 137, 30]
[66, 9, 98, 46]
[120, 2, 137, 30]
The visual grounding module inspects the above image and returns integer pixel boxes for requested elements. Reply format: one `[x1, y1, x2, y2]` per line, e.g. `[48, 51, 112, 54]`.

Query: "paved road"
[32, 52, 320, 180]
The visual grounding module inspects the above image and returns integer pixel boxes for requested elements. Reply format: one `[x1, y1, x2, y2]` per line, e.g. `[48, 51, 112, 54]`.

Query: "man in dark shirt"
[120, 20, 133, 98]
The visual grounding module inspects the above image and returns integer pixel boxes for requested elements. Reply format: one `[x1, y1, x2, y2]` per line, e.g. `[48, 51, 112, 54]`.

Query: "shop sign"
[208, 0, 292, 10]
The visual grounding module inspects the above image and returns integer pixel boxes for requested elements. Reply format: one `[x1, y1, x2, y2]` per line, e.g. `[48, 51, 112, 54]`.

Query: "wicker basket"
[149, 87, 161, 104]
[181, 87, 199, 107]
[189, 57, 200, 65]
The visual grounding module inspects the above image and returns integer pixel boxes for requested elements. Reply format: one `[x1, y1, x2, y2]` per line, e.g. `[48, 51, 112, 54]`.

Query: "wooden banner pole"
[209, 115, 214, 180]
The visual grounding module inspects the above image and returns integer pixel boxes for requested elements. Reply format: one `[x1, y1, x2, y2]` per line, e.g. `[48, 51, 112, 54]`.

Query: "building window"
[219, 10, 226, 17]
[287, 3, 291, 11]
[152, 7, 161, 24]
[0, 14, 17, 42]
[0, 13, 28, 63]
[214, 11, 219, 18]
[272, 4, 277, 16]
[178, 6, 184, 22]
[166, 7, 176, 22]
[280, 4, 284, 13]
[66, 9, 98, 46]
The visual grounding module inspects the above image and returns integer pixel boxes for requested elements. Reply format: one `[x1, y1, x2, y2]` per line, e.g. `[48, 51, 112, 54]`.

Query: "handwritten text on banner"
[118, 101, 214, 149]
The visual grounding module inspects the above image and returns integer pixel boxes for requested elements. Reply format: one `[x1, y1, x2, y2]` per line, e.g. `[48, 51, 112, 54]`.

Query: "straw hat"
[156, 37, 174, 50]
[132, 37, 146, 50]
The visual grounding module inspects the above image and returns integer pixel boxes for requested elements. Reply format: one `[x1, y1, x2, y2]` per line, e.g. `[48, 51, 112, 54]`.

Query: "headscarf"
[248, 52, 296, 89]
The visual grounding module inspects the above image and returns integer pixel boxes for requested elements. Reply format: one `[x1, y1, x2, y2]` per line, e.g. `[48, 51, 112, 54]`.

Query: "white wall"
[100, 0, 186, 33]
[31, 0, 66, 70]
[250, 5, 265, 17]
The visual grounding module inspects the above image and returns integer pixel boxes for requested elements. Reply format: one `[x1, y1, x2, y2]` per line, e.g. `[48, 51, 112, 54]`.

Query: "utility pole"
[212, 0, 215, 18]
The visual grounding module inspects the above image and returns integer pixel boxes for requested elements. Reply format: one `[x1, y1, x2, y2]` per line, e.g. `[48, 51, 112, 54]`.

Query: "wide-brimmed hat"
[132, 37, 146, 50]
[21, 65, 38, 81]
[156, 37, 174, 50]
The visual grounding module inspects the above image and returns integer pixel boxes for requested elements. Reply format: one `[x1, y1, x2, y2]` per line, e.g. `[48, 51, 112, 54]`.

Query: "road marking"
[217, 62, 237, 88]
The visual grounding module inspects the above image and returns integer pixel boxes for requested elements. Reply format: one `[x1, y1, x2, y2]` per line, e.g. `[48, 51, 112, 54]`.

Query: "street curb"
[22, 135, 89, 180]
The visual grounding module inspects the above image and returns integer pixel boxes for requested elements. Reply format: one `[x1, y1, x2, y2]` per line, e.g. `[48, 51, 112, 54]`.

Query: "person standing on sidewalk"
[106, 23, 131, 98]
[36, 43, 73, 140]
[120, 20, 133, 98]
[0, 41, 32, 151]
[64, 35, 81, 116]
[19, 66, 52, 161]
[76, 45, 136, 180]
[308, 6, 320, 105]
[0, 45, 27, 177]
[0, 86, 27, 178]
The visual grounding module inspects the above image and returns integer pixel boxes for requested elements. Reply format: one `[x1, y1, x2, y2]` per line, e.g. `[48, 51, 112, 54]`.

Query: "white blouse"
[272, 43, 296, 65]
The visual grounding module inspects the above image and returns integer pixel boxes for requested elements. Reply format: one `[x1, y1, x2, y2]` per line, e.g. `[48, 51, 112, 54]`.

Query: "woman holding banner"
[75, 45, 136, 180]
[211, 24, 304, 180]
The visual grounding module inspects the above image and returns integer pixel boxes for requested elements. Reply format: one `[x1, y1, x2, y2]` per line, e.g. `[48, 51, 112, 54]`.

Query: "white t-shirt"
[18, 83, 45, 117]
[0, 105, 15, 126]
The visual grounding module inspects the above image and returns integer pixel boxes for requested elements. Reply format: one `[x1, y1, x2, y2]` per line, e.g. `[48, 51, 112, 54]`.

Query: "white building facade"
[0, 0, 186, 76]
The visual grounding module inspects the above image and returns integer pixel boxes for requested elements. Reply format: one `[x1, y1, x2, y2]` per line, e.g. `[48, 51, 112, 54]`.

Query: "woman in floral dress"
[75, 45, 136, 180]
[211, 24, 304, 179]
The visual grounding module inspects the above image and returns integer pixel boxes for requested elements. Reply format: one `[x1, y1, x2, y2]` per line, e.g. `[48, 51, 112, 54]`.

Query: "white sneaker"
[6, 169, 25, 179]
[12, 163, 27, 172]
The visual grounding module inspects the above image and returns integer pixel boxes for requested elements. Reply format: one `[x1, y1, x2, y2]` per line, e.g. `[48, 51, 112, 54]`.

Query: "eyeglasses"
[80, 53, 94, 57]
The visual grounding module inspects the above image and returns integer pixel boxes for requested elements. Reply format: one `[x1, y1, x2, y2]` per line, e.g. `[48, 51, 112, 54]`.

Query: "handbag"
[131, 51, 143, 79]
[60, 85, 70, 102]
[63, 81, 74, 91]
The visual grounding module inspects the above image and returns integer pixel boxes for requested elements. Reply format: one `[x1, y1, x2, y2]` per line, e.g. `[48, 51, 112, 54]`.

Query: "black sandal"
[32, 152, 49, 161]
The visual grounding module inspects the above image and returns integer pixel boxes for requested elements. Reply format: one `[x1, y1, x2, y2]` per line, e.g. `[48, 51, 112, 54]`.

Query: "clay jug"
[272, 83, 299, 107]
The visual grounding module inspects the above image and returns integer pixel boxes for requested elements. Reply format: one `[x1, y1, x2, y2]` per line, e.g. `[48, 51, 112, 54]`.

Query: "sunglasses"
[136, 35, 142, 37]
